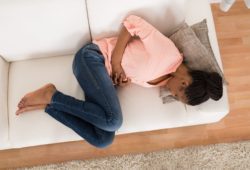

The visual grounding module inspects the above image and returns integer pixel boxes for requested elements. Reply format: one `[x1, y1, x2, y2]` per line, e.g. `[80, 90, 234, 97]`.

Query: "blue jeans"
[44, 43, 123, 148]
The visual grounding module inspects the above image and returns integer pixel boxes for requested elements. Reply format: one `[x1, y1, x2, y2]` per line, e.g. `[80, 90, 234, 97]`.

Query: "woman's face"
[166, 64, 192, 104]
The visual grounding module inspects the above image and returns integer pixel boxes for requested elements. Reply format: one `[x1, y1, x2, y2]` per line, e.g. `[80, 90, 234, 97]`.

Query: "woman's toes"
[16, 108, 25, 115]
[16, 104, 47, 116]
[16, 108, 28, 115]
[18, 98, 26, 108]
[18, 99, 22, 105]
[18, 100, 23, 107]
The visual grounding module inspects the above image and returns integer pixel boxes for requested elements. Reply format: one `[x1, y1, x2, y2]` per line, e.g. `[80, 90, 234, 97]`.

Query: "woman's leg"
[16, 94, 115, 148]
[45, 104, 115, 148]
[45, 43, 123, 132]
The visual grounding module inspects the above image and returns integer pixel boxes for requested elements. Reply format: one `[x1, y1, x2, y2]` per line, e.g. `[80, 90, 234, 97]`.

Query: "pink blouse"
[92, 15, 183, 88]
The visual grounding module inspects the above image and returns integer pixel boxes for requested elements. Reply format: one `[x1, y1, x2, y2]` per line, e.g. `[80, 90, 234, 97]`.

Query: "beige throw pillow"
[169, 21, 225, 76]
[160, 19, 226, 104]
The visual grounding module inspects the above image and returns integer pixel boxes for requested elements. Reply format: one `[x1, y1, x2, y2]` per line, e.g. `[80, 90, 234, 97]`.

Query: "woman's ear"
[181, 80, 189, 88]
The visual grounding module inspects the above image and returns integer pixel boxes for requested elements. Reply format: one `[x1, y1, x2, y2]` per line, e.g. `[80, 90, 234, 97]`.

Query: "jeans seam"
[51, 101, 106, 123]
[79, 51, 115, 123]
[47, 104, 109, 147]
[46, 105, 96, 144]
[51, 91, 117, 131]
[80, 55, 100, 90]
[54, 111, 93, 144]
[86, 66, 114, 121]
[73, 45, 119, 126]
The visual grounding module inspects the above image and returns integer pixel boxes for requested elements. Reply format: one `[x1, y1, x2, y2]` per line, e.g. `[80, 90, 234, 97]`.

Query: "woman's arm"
[123, 15, 180, 59]
[111, 26, 131, 65]
[111, 26, 132, 86]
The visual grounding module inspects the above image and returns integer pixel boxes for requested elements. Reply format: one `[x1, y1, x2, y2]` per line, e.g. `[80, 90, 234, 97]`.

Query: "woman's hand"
[110, 26, 132, 86]
[111, 62, 131, 86]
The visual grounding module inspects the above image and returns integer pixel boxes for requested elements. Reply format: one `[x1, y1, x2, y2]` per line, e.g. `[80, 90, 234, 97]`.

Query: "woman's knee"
[72, 45, 101, 76]
[106, 112, 123, 132]
[94, 131, 115, 148]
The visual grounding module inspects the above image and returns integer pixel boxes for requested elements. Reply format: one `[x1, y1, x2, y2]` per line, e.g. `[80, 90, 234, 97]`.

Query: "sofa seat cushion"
[8, 55, 189, 148]
[0, 0, 90, 62]
[8, 56, 83, 148]
[8, 54, 227, 148]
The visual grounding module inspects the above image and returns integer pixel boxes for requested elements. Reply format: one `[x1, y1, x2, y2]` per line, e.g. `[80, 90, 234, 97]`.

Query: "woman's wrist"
[111, 62, 120, 67]
[111, 57, 122, 65]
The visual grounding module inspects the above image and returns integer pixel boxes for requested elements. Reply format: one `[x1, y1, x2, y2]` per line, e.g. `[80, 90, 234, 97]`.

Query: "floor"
[1, 1, 250, 169]
[19, 141, 250, 169]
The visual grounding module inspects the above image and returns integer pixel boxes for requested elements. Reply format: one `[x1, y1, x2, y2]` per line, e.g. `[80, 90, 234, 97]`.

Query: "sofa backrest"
[0, 0, 187, 62]
[86, 0, 188, 40]
[0, 0, 91, 62]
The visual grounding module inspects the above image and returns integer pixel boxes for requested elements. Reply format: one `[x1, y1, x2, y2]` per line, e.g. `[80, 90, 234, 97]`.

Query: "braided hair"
[185, 70, 223, 106]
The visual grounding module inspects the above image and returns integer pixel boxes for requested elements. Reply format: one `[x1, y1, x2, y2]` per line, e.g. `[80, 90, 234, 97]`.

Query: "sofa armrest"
[0, 55, 10, 149]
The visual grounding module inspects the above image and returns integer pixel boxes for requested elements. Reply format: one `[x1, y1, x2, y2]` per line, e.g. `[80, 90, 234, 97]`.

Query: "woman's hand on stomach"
[111, 62, 131, 86]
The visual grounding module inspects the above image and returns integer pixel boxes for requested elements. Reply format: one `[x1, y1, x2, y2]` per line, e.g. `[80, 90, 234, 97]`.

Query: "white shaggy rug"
[19, 140, 250, 170]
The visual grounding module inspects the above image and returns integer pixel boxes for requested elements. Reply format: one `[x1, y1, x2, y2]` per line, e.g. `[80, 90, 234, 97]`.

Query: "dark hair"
[185, 70, 223, 106]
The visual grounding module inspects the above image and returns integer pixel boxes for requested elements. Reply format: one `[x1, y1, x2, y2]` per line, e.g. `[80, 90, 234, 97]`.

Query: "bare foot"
[17, 83, 56, 108]
[16, 104, 47, 115]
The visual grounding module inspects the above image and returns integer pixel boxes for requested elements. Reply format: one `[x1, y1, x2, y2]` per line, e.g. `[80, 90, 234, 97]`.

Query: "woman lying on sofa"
[16, 15, 222, 148]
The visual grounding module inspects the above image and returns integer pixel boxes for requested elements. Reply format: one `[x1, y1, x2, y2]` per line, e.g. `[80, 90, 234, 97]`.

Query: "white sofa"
[0, 0, 229, 150]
